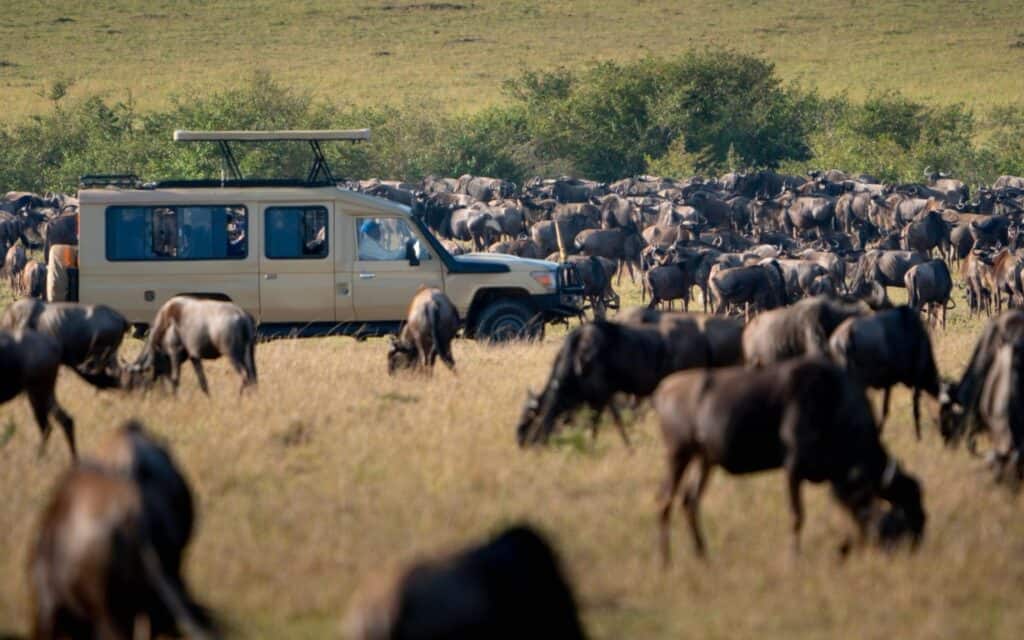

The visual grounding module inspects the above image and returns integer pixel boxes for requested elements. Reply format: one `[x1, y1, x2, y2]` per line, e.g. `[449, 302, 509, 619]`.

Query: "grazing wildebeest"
[828, 306, 940, 438]
[965, 339, 1024, 483]
[129, 297, 257, 395]
[516, 321, 675, 447]
[574, 227, 643, 284]
[387, 288, 459, 375]
[29, 420, 216, 640]
[343, 525, 586, 640]
[742, 297, 869, 367]
[0, 329, 77, 458]
[939, 310, 1024, 449]
[0, 298, 130, 374]
[653, 358, 925, 562]
[904, 259, 954, 329]
[565, 254, 617, 319]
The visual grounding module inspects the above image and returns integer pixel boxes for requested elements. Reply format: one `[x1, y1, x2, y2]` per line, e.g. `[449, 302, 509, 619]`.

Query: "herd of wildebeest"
[4, 168, 1024, 638]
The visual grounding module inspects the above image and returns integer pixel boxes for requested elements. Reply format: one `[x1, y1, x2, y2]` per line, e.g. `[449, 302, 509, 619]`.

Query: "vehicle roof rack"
[173, 129, 369, 185]
[79, 174, 143, 189]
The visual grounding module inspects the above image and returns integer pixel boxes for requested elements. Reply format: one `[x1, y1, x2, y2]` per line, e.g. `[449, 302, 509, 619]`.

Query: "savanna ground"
[1, 277, 1023, 639]
[2, 1, 1024, 121]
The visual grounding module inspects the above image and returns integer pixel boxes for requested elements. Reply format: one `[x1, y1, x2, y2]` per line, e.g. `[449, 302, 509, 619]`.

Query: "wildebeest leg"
[229, 354, 256, 395]
[607, 402, 632, 449]
[189, 358, 210, 396]
[879, 387, 892, 433]
[683, 458, 711, 557]
[787, 472, 804, 555]
[659, 449, 690, 567]
[51, 400, 75, 459]
[912, 388, 922, 440]
[28, 388, 55, 458]
[168, 351, 185, 394]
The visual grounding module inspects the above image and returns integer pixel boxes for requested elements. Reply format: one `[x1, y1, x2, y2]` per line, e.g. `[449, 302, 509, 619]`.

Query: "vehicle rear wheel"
[474, 299, 544, 342]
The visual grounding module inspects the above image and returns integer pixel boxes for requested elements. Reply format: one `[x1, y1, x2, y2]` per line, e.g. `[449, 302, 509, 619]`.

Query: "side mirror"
[406, 238, 420, 266]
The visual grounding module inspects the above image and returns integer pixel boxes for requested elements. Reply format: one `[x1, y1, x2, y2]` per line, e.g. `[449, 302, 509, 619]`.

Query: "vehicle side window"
[105, 205, 247, 260]
[356, 217, 431, 262]
[265, 206, 328, 259]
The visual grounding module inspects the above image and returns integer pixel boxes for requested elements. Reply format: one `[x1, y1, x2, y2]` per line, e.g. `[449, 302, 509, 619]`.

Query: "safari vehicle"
[68, 130, 582, 340]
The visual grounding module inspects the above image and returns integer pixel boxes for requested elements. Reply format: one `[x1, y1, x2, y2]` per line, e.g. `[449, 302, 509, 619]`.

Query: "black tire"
[474, 298, 544, 342]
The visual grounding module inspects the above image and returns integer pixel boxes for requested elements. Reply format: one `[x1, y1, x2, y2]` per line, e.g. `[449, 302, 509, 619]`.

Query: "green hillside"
[3, 0, 1023, 122]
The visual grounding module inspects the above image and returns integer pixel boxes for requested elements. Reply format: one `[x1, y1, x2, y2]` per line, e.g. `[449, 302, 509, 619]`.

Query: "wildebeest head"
[876, 460, 926, 548]
[515, 389, 542, 447]
[937, 380, 966, 445]
[386, 336, 419, 376]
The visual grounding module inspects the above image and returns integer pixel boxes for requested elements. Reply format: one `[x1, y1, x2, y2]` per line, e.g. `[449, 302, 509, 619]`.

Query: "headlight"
[531, 270, 556, 291]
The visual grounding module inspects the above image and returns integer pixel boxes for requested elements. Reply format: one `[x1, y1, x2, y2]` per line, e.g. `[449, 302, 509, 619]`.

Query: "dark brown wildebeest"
[3, 242, 26, 287]
[29, 420, 216, 640]
[617, 307, 744, 368]
[742, 296, 869, 367]
[708, 259, 788, 319]
[904, 259, 954, 329]
[1, 299, 130, 379]
[42, 212, 78, 262]
[574, 227, 644, 285]
[828, 306, 940, 438]
[129, 297, 257, 395]
[0, 329, 78, 458]
[653, 358, 926, 563]
[969, 339, 1024, 483]
[387, 288, 459, 375]
[939, 310, 1024, 449]
[564, 254, 617, 320]
[344, 525, 586, 640]
[20, 259, 46, 298]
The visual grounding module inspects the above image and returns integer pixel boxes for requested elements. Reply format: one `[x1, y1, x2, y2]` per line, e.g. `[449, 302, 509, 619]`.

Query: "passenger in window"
[304, 224, 326, 256]
[358, 219, 407, 261]
[227, 221, 247, 258]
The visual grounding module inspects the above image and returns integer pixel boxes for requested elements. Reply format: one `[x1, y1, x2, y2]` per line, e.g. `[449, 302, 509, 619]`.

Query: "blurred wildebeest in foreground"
[653, 358, 925, 563]
[0, 298, 129, 380]
[127, 296, 257, 395]
[29, 420, 217, 639]
[0, 329, 78, 458]
[388, 288, 459, 375]
[344, 524, 586, 640]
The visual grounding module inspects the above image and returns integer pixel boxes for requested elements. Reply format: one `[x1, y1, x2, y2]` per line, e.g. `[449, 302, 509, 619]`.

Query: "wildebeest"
[0, 299, 129, 375]
[4, 242, 26, 286]
[852, 249, 926, 290]
[128, 297, 257, 395]
[968, 339, 1024, 483]
[904, 259, 954, 329]
[343, 524, 586, 640]
[828, 306, 940, 438]
[901, 210, 950, 259]
[742, 297, 868, 367]
[28, 420, 216, 639]
[574, 227, 643, 284]
[0, 329, 77, 458]
[644, 262, 694, 311]
[387, 288, 459, 375]
[939, 310, 1024, 448]
[708, 260, 788, 319]
[20, 259, 46, 298]
[653, 358, 925, 562]
[564, 255, 617, 319]
[618, 307, 744, 368]
[516, 321, 671, 447]
[42, 212, 78, 262]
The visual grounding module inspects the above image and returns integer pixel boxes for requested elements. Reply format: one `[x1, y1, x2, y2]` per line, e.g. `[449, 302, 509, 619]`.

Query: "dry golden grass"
[1, 281, 1023, 638]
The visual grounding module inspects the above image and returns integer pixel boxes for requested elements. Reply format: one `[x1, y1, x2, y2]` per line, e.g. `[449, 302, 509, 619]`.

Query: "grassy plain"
[1, 280, 1023, 638]
[2, 1, 1024, 121]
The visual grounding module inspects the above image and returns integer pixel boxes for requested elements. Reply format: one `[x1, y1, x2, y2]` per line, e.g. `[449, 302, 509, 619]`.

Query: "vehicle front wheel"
[473, 299, 544, 343]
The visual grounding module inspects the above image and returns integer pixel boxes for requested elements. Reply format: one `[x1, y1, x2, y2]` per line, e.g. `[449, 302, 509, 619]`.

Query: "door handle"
[359, 272, 375, 279]
[263, 273, 277, 280]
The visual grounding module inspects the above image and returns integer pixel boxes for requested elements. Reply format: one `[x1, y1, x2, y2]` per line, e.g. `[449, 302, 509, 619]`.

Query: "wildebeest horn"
[880, 457, 899, 489]
[829, 238, 839, 248]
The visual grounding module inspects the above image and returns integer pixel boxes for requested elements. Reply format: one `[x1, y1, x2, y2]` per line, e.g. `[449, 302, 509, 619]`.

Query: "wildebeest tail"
[428, 302, 455, 369]
[243, 313, 258, 383]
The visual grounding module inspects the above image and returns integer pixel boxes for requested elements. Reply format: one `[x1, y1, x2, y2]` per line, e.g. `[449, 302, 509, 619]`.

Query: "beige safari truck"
[63, 130, 583, 340]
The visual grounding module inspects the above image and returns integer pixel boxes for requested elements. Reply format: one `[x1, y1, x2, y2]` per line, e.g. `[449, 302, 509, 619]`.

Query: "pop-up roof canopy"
[172, 129, 371, 184]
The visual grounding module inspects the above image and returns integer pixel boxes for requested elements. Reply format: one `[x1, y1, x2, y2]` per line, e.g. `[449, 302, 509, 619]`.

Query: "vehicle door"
[259, 203, 335, 322]
[351, 216, 445, 321]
